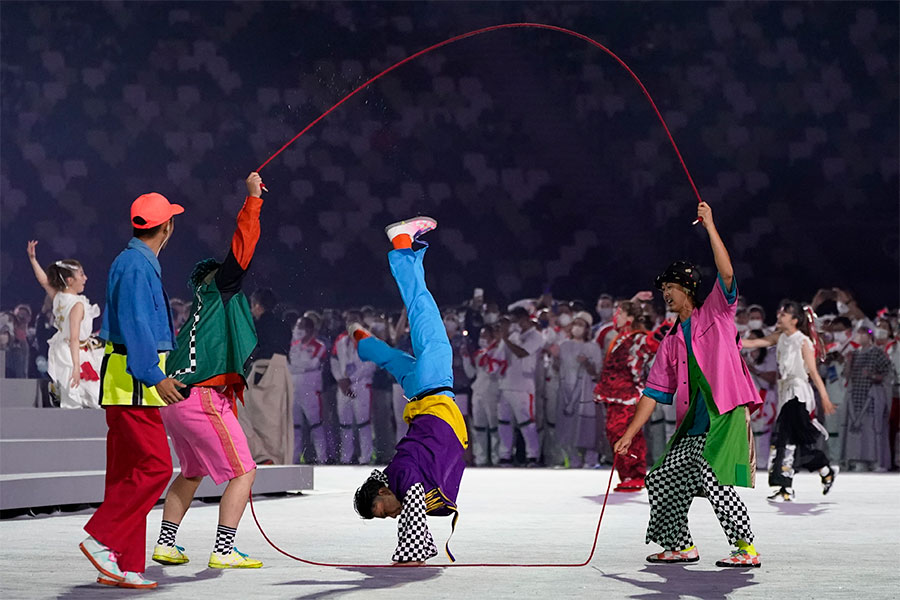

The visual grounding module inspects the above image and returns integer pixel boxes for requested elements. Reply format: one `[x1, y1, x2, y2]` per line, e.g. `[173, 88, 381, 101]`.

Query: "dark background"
[2, 2, 897, 314]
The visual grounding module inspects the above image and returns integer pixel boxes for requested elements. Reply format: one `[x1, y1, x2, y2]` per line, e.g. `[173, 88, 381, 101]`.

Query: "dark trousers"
[768, 398, 829, 488]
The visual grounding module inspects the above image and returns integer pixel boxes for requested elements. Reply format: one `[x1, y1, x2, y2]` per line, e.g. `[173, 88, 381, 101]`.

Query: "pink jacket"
[645, 278, 762, 429]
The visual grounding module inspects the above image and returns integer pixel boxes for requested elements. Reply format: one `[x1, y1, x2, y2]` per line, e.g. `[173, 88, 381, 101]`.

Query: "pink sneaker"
[715, 549, 761, 568]
[384, 216, 437, 243]
[646, 547, 700, 563]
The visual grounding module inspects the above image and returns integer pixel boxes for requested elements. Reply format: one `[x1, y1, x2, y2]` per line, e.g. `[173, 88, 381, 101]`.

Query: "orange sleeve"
[231, 196, 263, 269]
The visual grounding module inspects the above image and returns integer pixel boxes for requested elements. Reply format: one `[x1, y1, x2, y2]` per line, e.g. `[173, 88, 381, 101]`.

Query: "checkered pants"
[645, 434, 753, 550]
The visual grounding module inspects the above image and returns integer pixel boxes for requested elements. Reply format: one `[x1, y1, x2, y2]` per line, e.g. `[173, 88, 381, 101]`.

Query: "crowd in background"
[5, 279, 897, 474]
[2, 2, 896, 316]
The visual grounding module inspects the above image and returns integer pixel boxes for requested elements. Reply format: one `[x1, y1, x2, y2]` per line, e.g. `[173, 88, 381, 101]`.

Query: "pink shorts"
[160, 386, 256, 485]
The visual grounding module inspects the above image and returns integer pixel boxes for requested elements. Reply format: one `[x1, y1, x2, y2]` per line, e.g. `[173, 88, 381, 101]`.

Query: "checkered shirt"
[391, 482, 438, 563]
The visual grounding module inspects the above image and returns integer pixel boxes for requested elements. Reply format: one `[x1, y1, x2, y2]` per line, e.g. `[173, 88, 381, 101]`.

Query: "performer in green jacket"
[149, 173, 266, 572]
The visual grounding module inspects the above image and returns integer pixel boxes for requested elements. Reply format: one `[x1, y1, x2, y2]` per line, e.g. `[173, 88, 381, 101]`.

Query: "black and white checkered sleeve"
[391, 483, 438, 563]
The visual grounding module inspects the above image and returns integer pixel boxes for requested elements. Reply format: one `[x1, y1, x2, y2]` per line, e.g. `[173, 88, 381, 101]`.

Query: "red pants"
[605, 402, 647, 482]
[84, 407, 173, 572]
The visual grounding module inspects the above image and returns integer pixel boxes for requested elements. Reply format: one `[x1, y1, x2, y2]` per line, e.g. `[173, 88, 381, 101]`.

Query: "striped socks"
[157, 520, 179, 547]
[214, 524, 237, 555]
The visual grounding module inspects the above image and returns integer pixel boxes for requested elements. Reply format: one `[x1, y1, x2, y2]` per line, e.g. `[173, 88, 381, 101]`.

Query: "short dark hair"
[509, 307, 530, 321]
[353, 478, 387, 520]
[251, 288, 277, 311]
[831, 316, 853, 330]
[133, 222, 165, 240]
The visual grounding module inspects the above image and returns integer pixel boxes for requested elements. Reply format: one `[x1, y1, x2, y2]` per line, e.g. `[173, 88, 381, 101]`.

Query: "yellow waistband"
[402, 394, 468, 449]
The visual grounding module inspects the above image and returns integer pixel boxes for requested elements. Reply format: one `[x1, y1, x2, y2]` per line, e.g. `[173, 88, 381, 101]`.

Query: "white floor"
[2, 466, 898, 599]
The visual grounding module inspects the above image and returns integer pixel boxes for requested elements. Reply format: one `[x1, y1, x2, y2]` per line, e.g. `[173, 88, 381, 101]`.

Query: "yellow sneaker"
[208, 547, 263, 569]
[152, 544, 190, 565]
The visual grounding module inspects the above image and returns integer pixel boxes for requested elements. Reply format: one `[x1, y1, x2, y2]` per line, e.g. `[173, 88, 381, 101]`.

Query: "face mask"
[598, 307, 614, 322]
[363, 316, 376, 327]
[874, 328, 890, 341]
[445, 321, 459, 334]
[292, 327, 304, 339]
[837, 301, 849, 315]
[748, 319, 764, 330]
[558, 314, 573, 327]
[372, 323, 387, 337]
[832, 330, 850, 344]
[571, 325, 586, 339]
[509, 323, 521, 335]
[484, 312, 499, 324]
[736, 323, 749, 334]
[854, 333, 869, 344]
[478, 338, 490, 349]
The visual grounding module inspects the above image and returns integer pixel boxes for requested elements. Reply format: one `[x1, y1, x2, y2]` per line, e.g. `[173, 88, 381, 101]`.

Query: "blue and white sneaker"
[79, 536, 124, 582]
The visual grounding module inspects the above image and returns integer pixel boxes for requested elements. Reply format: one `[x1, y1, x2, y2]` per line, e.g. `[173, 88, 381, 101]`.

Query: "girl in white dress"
[743, 301, 836, 501]
[27, 241, 102, 408]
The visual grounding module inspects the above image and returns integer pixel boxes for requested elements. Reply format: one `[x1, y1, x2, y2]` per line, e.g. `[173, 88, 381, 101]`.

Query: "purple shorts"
[161, 386, 256, 485]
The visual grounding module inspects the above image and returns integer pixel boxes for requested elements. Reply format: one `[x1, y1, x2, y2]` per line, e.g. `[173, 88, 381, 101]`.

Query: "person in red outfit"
[595, 300, 661, 491]
[80, 191, 186, 590]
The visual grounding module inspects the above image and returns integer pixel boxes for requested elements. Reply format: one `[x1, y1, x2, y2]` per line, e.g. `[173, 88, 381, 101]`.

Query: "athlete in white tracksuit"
[289, 317, 328, 463]
[464, 326, 506, 466]
[331, 330, 377, 464]
[498, 308, 544, 464]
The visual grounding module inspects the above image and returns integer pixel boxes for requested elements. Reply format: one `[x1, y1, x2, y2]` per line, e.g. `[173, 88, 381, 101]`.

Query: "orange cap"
[130, 193, 185, 229]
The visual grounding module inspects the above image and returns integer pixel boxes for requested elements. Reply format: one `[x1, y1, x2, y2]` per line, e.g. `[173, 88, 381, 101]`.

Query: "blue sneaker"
[79, 536, 124, 582]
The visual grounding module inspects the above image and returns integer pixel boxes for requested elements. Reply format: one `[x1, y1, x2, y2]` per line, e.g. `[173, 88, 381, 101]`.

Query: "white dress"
[47, 292, 102, 409]
[776, 330, 827, 437]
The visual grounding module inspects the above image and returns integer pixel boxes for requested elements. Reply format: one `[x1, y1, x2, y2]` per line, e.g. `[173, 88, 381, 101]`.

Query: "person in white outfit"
[464, 324, 506, 466]
[331, 310, 377, 464]
[557, 311, 604, 468]
[538, 309, 566, 466]
[27, 240, 102, 409]
[744, 301, 837, 502]
[498, 307, 544, 466]
[743, 329, 779, 468]
[289, 313, 328, 463]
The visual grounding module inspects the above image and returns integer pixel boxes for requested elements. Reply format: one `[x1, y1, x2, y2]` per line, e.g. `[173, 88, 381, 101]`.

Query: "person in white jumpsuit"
[498, 307, 544, 466]
[289, 313, 327, 463]
[331, 311, 377, 464]
[464, 324, 506, 466]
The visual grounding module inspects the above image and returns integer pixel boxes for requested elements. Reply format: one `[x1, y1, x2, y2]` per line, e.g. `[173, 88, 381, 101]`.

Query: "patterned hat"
[654, 261, 702, 296]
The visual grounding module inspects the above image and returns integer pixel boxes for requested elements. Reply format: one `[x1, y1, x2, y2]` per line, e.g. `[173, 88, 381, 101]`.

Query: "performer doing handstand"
[352, 216, 468, 565]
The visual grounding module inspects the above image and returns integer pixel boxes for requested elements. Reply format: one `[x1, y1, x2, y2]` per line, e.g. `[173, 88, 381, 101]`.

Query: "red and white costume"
[331, 332, 376, 464]
[465, 341, 506, 466]
[289, 334, 327, 462]
[595, 329, 660, 484]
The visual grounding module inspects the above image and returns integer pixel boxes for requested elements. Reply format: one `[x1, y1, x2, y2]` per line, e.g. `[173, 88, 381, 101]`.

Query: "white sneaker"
[79, 536, 124, 582]
[347, 322, 372, 338]
[384, 216, 437, 243]
[114, 572, 158, 589]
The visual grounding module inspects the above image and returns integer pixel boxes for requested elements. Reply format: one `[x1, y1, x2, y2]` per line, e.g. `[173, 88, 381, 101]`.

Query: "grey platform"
[0, 407, 313, 511]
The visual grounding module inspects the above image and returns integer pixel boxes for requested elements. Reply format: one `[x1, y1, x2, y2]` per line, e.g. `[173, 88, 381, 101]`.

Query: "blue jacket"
[99, 238, 176, 386]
